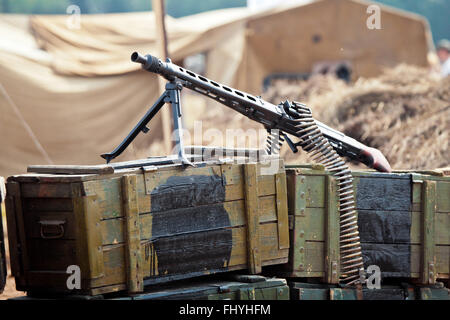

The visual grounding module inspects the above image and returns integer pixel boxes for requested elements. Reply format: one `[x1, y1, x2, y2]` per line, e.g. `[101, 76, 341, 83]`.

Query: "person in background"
[437, 39, 450, 77]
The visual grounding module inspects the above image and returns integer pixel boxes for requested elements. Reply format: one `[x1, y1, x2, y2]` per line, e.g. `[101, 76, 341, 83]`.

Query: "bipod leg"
[101, 92, 168, 163]
[165, 81, 195, 167]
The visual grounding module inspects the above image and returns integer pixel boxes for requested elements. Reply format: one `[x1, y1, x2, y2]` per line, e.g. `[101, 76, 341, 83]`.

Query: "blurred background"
[0, 0, 449, 299]
[0, 0, 448, 177]
[0, 0, 448, 43]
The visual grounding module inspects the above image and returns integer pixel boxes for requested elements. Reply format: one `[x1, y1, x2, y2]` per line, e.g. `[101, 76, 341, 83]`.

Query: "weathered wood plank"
[144, 165, 222, 193]
[411, 211, 421, 244]
[4, 188, 22, 280]
[436, 245, 449, 276]
[293, 287, 329, 300]
[412, 182, 422, 205]
[25, 271, 76, 292]
[285, 172, 326, 210]
[20, 183, 72, 198]
[92, 223, 288, 290]
[83, 178, 122, 219]
[410, 211, 449, 246]
[325, 176, 340, 283]
[289, 209, 448, 247]
[421, 180, 436, 284]
[83, 170, 278, 220]
[23, 198, 73, 212]
[72, 183, 104, 281]
[301, 175, 325, 208]
[354, 176, 411, 211]
[27, 165, 114, 175]
[436, 181, 450, 213]
[83, 241, 449, 293]
[90, 244, 126, 289]
[27, 239, 76, 270]
[436, 213, 450, 245]
[100, 196, 279, 246]
[7, 182, 30, 286]
[244, 163, 261, 274]
[358, 210, 411, 244]
[297, 241, 325, 276]
[296, 241, 447, 280]
[361, 243, 411, 278]
[122, 175, 143, 293]
[419, 287, 450, 300]
[296, 208, 324, 241]
[292, 217, 307, 273]
[330, 287, 407, 300]
[275, 171, 289, 249]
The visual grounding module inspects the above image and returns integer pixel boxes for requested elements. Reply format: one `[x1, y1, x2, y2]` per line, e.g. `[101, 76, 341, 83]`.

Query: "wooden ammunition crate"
[290, 282, 449, 300]
[112, 274, 289, 300]
[0, 176, 6, 294]
[11, 274, 289, 300]
[5, 159, 289, 296]
[273, 165, 449, 285]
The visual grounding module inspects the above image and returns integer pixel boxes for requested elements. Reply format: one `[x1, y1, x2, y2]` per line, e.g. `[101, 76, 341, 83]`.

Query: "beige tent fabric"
[235, 0, 433, 94]
[30, 8, 252, 76]
[0, 47, 163, 175]
[0, 0, 432, 177]
[0, 9, 252, 177]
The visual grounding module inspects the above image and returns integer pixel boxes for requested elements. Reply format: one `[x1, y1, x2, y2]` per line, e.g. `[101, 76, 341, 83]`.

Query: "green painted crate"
[274, 165, 449, 285]
[290, 282, 449, 300]
[5, 158, 289, 296]
[10, 274, 289, 300]
[113, 275, 289, 300]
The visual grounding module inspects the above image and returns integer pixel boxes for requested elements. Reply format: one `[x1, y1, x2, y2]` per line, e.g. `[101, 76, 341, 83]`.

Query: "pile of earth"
[263, 65, 449, 171]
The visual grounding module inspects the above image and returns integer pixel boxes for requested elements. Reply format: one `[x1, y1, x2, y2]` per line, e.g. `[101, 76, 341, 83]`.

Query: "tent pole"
[152, 0, 173, 154]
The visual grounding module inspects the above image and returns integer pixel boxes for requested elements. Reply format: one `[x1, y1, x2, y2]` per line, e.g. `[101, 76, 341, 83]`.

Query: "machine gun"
[102, 52, 388, 284]
[102, 52, 391, 173]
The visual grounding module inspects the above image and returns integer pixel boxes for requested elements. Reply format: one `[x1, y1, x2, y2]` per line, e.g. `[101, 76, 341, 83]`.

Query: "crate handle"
[38, 219, 66, 239]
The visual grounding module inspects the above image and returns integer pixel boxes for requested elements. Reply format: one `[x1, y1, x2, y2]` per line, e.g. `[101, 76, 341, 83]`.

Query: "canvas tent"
[235, 0, 433, 93]
[0, 0, 432, 177]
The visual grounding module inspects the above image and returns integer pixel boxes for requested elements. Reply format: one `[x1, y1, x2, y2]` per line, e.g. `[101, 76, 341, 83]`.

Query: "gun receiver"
[102, 52, 391, 173]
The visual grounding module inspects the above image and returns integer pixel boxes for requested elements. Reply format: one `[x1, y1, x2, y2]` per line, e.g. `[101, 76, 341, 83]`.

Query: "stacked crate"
[289, 282, 449, 300]
[5, 158, 289, 297]
[272, 164, 449, 299]
[3, 158, 449, 300]
[11, 274, 289, 300]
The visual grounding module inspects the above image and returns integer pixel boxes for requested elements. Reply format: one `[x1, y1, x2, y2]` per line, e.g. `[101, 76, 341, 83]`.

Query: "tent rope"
[0, 83, 54, 165]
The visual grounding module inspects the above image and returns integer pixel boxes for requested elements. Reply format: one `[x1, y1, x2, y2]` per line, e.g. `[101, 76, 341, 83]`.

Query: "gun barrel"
[131, 52, 282, 127]
[131, 52, 163, 74]
[131, 52, 147, 65]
